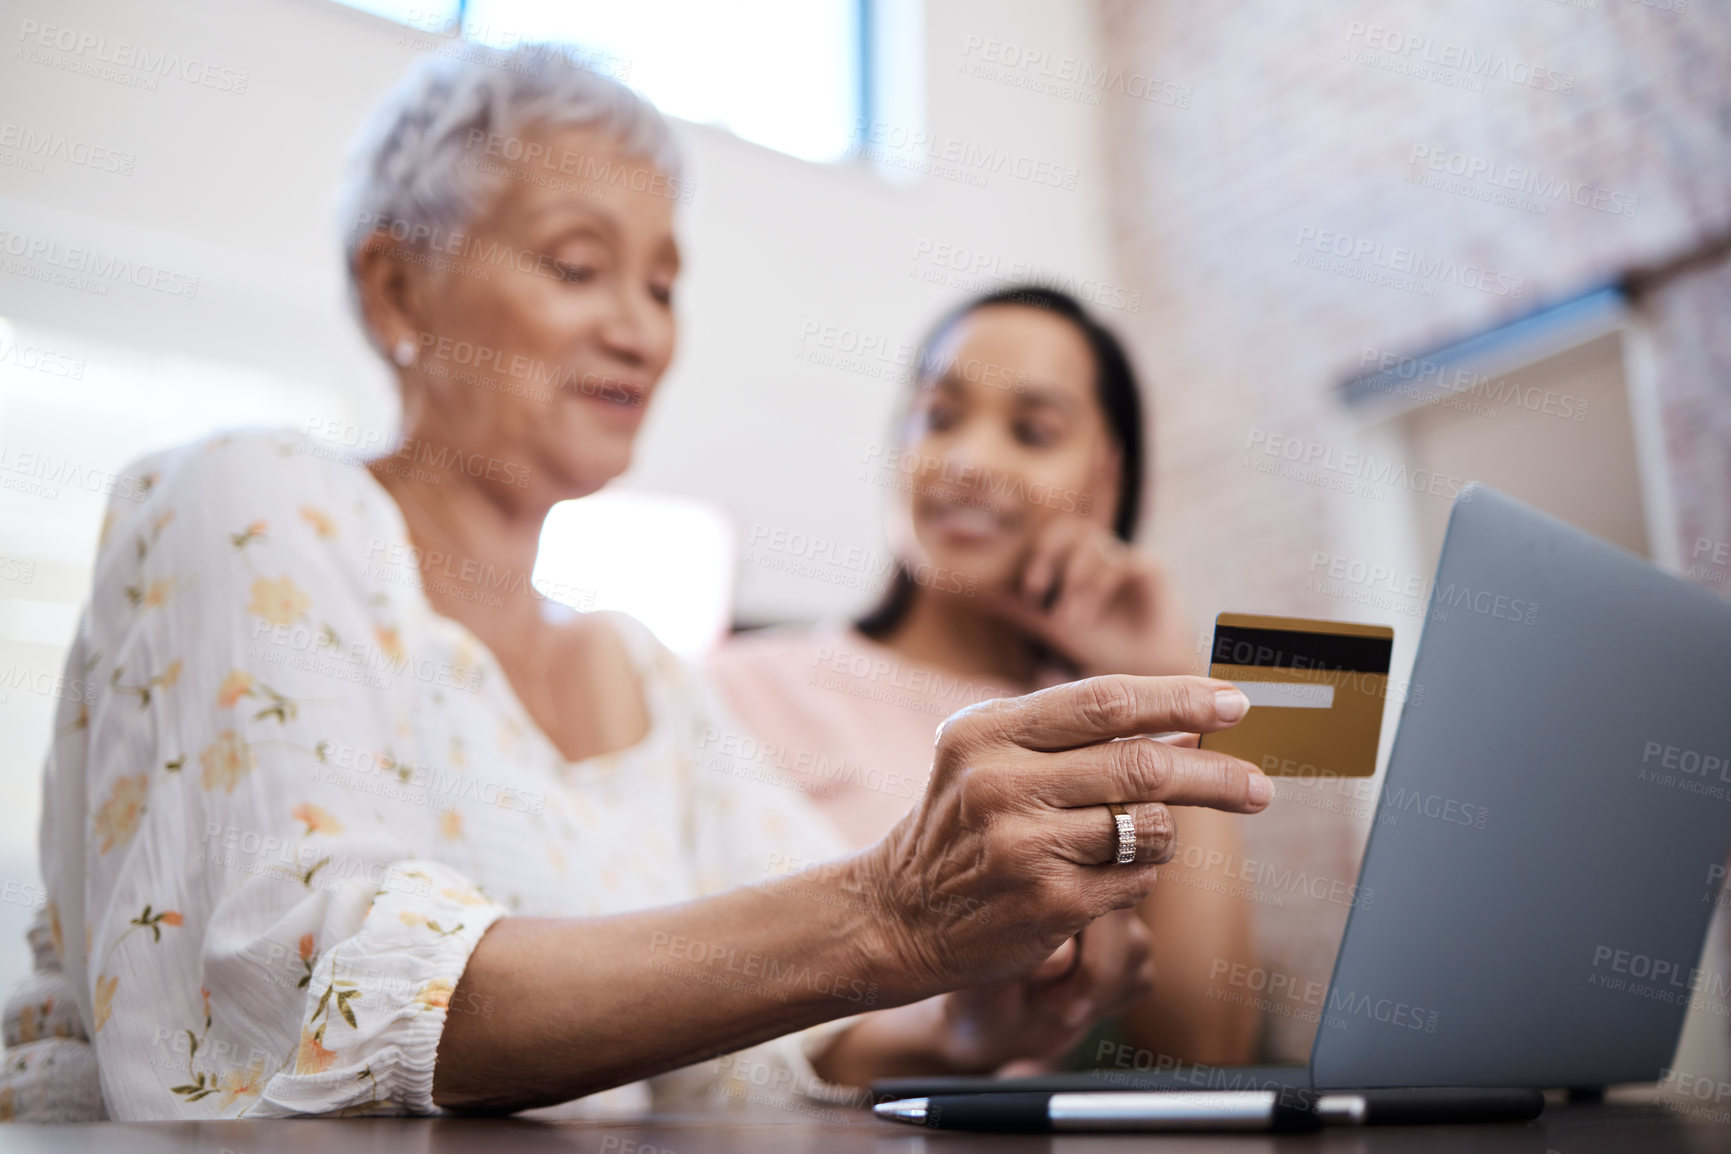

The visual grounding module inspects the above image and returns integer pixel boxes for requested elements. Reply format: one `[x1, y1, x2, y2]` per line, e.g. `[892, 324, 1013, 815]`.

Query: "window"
[332, 0, 446, 24]
[336, 0, 867, 163]
[1341, 288, 1660, 571]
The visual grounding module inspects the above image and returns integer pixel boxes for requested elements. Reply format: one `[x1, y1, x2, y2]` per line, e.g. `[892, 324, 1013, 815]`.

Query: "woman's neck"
[366, 440, 652, 763]
[367, 455, 550, 640]
[877, 584, 1037, 688]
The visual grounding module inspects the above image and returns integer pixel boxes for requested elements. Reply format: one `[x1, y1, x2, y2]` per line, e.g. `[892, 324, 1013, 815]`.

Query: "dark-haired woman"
[708, 287, 1260, 1068]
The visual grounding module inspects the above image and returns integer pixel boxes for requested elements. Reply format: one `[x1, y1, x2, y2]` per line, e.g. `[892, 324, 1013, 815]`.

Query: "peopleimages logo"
[1294, 226, 1526, 299]
[1637, 740, 1731, 801]
[850, 120, 1081, 191]
[0, 445, 148, 502]
[0, 229, 200, 298]
[1408, 145, 1638, 219]
[909, 240, 1142, 313]
[1379, 787, 1490, 831]
[1590, 944, 1731, 1004]
[860, 443, 1093, 516]
[742, 523, 977, 598]
[1341, 22, 1576, 95]
[0, 335, 85, 380]
[1323, 990, 1440, 1033]
[647, 931, 880, 1006]
[16, 20, 251, 94]
[0, 121, 135, 175]
[1356, 347, 1590, 422]
[1244, 427, 1469, 501]
[957, 36, 1191, 107]
[462, 129, 692, 204]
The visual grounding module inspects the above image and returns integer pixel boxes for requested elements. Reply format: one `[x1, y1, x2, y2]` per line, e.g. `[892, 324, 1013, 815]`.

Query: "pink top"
[703, 624, 1026, 848]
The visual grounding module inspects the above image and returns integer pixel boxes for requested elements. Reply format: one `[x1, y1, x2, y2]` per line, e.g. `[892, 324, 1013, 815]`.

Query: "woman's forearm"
[432, 851, 907, 1112]
[433, 675, 1274, 1111]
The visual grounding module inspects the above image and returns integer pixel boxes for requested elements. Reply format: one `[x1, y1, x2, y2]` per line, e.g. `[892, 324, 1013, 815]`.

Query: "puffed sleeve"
[40, 434, 506, 1120]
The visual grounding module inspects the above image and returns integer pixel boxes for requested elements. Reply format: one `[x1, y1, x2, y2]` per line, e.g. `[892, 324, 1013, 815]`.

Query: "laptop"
[877, 484, 1731, 1101]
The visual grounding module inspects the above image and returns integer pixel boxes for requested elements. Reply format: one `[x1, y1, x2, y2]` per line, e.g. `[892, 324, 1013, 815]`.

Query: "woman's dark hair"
[856, 285, 1148, 639]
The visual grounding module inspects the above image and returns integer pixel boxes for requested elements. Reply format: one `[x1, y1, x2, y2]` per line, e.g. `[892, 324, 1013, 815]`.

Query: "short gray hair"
[338, 41, 684, 327]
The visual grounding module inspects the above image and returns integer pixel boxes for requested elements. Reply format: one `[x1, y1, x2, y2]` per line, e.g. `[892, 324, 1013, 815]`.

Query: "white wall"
[607, 0, 1120, 624]
[0, 0, 1114, 993]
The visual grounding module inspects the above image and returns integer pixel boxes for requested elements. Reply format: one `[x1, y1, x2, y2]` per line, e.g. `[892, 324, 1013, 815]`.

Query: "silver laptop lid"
[1311, 484, 1731, 1090]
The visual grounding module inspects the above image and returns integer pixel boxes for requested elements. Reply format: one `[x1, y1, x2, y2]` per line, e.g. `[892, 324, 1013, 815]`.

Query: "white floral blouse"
[0, 430, 855, 1121]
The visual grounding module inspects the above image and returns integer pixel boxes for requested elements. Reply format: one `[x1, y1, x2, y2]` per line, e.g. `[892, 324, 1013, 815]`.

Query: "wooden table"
[0, 1095, 1725, 1153]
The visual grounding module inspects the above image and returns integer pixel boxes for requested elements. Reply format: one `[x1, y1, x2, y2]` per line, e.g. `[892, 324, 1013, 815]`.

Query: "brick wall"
[1095, 0, 1731, 1062]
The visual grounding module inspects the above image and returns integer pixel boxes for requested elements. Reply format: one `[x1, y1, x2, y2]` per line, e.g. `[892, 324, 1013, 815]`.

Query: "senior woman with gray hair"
[0, 44, 1268, 1121]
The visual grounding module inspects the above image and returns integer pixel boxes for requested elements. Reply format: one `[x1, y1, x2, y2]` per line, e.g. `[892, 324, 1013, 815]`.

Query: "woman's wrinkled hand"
[853, 674, 1266, 1005]
[930, 909, 1153, 1074]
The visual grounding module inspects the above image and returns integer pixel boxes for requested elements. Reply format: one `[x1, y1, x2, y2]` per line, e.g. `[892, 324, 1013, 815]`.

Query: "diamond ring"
[1107, 803, 1135, 865]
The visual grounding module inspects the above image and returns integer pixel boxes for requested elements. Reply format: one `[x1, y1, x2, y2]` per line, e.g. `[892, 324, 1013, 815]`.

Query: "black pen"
[873, 1090, 1325, 1132]
[872, 1087, 1545, 1132]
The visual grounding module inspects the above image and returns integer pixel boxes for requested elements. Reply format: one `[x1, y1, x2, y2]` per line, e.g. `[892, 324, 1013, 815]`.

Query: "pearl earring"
[392, 338, 418, 367]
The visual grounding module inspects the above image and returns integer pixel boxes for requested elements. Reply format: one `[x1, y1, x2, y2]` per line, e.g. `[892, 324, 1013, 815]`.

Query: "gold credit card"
[1198, 613, 1394, 778]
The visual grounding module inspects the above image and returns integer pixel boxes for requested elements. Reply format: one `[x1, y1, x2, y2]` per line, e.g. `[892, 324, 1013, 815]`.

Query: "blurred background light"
[336, 0, 865, 163]
[533, 490, 736, 658]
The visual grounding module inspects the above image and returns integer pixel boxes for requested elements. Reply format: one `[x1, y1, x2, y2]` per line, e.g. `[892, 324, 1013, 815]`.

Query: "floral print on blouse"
[5, 430, 854, 1121]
